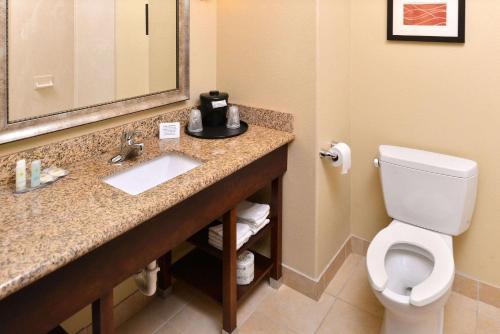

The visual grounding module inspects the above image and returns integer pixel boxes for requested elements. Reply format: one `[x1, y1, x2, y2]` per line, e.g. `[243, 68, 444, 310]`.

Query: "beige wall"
[217, 0, 320, 277]
[350, 0, 500, 286]
[217, 0, 352, 278]
[315, 0, 351, 274]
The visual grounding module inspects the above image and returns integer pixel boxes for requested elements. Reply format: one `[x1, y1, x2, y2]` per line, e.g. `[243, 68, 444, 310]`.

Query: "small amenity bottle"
[31, 160, 41, 188]
[16, 159, 27, 192]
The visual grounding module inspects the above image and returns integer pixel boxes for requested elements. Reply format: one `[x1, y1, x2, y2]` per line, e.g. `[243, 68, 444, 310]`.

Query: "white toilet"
[367, 145, 478, 334]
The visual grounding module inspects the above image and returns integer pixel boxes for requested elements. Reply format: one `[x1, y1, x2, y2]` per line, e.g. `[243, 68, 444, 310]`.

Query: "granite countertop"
[0, 125, 294, 300]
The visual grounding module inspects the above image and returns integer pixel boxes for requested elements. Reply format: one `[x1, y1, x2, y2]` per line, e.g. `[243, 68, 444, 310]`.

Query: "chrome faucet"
[110, 130, 145, 164]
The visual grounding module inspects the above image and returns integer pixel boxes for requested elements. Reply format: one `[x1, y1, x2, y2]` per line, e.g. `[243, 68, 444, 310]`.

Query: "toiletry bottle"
[31, 160, 41, 188]
[16, 159, 27, 192]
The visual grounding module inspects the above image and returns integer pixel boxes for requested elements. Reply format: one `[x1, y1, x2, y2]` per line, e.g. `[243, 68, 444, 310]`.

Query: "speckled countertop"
[0, 125, 294, 300]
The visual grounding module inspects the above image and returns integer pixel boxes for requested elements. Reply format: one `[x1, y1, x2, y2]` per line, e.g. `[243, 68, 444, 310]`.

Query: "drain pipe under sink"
[135, 261, 160, 296]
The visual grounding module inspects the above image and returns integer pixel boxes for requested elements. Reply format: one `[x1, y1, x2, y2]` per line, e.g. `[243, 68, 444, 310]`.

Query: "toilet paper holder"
[319, 141, 339, 162]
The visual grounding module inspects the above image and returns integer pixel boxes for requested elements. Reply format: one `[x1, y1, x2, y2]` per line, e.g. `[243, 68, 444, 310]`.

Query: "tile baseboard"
[283, 235, 500, 310]
[283, 236, 352, 301]
[349, 235, 370, 256]
[478, 281, 500, 308]
[454, 272, 500, 309]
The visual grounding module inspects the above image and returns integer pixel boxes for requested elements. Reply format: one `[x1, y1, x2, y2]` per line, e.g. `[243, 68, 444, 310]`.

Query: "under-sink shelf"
[187, 220, 273, 259]
[171, 249, 273, 305]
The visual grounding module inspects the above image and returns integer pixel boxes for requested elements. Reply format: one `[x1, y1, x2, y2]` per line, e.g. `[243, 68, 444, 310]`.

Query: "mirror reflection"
[8, 0, 178, 123]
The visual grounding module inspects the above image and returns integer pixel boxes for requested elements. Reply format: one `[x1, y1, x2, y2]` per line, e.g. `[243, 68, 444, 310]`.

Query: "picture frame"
[388, 0, 465, 43]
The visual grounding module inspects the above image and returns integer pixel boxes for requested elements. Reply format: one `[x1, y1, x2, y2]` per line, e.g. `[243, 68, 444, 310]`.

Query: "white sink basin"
[104, 153, 201, 195]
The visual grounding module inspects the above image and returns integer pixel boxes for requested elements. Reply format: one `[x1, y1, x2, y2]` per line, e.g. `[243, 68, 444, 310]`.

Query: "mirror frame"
[0, 0, 189, 144]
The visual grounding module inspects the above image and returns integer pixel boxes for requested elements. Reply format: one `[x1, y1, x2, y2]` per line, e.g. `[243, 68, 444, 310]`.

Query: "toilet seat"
[367, 221, 454, 307]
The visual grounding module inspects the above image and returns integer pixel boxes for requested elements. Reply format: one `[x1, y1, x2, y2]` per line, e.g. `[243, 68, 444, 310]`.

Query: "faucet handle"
[136, 142, 145, 153]
[123, 130, 144, 142]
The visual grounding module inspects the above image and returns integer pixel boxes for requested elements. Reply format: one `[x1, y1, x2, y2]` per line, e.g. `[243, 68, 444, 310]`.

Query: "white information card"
[159, 122, 181, 139]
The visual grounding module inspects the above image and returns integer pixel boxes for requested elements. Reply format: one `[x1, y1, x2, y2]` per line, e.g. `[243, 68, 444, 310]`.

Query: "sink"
[104, 153, 202, 195]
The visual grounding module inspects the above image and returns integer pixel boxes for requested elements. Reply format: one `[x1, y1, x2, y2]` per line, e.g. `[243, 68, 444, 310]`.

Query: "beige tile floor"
[116, 254, 500, 334]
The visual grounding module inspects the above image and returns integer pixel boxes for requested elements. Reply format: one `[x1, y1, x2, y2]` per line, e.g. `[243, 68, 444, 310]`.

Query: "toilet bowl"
[367, 221, 454, 334]
[369, 145, 478, 334]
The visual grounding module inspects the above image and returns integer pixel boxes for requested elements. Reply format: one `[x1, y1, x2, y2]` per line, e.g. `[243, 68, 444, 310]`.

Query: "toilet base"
[381, 307, 444, 334]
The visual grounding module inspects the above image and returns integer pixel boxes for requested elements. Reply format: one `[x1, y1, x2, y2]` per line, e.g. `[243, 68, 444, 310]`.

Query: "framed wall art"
[388, 0, 465, 43]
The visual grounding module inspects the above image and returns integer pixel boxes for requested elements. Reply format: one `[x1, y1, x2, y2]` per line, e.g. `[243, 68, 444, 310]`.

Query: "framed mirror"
[0, 0, 189, 144]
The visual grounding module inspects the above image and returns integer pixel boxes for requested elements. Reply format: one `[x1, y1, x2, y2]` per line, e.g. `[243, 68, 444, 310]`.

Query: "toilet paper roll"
[237, 251, 255, 285]
[330, 143, 351, 175]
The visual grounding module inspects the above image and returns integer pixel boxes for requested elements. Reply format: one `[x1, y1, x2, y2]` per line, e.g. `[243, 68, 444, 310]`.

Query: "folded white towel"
[238, 209, 270, 226]
[239, 216, 268, 228]
[209, 223, 251, 238]
[247, 219, 270, 235]
[208, 223, 252, 250]
[237, 201, 271, 223]
[209, 231, 252, 250]
[208, 239, 249, 250]
[209, 229, 253, 243]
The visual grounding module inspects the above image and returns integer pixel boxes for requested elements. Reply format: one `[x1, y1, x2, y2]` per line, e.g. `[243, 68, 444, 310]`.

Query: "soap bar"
[40, 166, 69, 184]
[44, 166, 68, 178]
[40, 173, 57, 184]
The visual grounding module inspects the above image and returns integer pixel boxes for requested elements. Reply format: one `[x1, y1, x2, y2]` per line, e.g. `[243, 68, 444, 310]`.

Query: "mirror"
[0, 0, 189, 143]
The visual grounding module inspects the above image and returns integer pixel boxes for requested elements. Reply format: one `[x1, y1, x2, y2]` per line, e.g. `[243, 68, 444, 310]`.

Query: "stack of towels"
[208, 223, 253, 251]
[208, 201, 271, 250]
[236, 200, 270, 235]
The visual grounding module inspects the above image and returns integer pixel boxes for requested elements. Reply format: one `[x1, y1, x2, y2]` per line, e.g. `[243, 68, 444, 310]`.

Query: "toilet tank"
[378, 145, 478, 236]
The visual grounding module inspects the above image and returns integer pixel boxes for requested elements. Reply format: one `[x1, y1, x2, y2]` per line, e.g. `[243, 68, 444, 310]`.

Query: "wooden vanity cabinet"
[168, 174, 283, 333]
[0, 145, 287, 334]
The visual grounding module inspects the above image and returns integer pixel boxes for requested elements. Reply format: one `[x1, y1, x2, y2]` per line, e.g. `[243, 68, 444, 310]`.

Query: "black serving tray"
[185, 121, 248, 139]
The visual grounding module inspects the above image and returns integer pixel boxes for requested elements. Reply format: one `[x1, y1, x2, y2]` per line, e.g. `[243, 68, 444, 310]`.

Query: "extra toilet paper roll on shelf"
[237, 251, 255, 285]
[330, 143, 351, 175]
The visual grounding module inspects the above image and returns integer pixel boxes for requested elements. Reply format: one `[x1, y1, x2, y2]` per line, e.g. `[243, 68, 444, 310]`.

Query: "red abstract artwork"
[404, 3, 447, 26]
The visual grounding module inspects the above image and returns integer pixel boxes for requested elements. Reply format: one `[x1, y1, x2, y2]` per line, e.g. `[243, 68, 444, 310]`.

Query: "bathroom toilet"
[367, 145, 478, 334]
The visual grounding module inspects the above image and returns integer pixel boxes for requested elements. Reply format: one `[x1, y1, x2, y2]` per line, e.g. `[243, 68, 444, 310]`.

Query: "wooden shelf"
[171, 249, 273, 305]
[188, 221, 273, 259]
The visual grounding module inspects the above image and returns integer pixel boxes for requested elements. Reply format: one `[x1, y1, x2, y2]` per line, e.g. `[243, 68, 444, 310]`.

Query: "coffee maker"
[185, 90, 248, 139]
[199, 90, 229, 127]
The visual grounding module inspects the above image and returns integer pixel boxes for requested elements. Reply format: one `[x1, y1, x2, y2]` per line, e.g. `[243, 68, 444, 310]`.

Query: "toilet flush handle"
[373, 158, 380, 168]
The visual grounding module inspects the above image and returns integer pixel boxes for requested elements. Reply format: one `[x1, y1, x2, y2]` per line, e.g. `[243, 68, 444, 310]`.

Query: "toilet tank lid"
[379, 145, 478, 178]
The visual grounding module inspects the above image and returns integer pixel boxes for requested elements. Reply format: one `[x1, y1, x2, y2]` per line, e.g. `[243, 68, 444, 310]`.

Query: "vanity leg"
[222, 208, 238, 334]
[270, 176, 283, 288]
[157, 251, 173, 298]
[92, 290, 114, 334]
